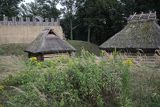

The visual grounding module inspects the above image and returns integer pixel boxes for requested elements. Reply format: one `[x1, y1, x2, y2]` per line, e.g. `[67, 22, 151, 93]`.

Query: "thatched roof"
[25, 27, 76, 54]
[100, 12, 160, 52]
[52, 26, 65, 40]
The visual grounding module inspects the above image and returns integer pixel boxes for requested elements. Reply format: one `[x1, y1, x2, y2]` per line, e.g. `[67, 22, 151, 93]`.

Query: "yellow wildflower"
[100, 51, 106, 56]
[37, 62, 42, 66]
[108, 55, 114, 61]
[123, 59, 133, 66]
[0, 104, 4, 107]
[0, 85, 4, 92]
[30, 57, 37, 62]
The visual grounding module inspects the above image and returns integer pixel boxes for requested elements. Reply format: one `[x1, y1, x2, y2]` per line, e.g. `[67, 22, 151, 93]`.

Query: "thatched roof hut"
[100, 12, 160, 53]
[25, 27, 76, 60]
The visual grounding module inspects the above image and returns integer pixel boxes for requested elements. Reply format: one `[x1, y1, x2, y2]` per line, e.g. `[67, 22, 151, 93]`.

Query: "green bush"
[1, 51, 159, 107]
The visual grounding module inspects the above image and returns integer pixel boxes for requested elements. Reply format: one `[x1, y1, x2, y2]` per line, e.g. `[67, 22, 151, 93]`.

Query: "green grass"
[130, 64, 160, 107]
[68, 40, 101, 56]
[0, 40, 101, 56]
[0, 43, 28, 56]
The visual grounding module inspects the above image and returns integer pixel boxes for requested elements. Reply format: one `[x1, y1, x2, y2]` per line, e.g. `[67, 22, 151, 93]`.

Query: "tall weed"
[1, 51, 158, 107]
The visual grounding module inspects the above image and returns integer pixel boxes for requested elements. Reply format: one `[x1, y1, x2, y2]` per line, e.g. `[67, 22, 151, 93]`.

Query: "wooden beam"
[131, 12, 137, 20]
[139, 12, 144, 19]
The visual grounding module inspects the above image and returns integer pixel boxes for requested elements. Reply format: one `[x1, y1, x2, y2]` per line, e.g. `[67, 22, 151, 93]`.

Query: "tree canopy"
[0, 0, 23, 19]
[19, 0, 60, 18]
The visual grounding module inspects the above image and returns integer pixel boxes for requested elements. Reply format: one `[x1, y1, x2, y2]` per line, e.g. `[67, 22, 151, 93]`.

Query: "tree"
[0, 0, 23, 19]
[60, 0, 78, 40]
[74, 0, 125, 44]
[19, 0, 60, 18]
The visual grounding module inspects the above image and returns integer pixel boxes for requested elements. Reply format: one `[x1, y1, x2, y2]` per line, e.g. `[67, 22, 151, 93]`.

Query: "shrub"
[0, 51, 137, 107]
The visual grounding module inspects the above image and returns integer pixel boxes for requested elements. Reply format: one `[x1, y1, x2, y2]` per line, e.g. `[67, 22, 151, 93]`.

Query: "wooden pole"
[88, 25, 91, 42]
[70, 19, 73, 40]
[70, 20, 73, 40]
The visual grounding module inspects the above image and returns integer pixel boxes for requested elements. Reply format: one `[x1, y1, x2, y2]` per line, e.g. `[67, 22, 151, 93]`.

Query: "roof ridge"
[128, 11, 157, 23]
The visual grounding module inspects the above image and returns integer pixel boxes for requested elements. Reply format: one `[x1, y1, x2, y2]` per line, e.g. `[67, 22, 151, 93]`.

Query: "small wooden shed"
[99, 12, 160, 54]
[25, 27, 76, 60]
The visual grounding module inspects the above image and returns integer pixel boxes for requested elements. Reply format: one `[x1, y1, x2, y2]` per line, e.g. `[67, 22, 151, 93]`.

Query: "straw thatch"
[100, 12, 160, 53]
[25, 27, 76, 54]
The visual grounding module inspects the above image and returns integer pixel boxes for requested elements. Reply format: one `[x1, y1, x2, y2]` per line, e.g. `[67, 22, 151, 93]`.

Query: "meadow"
[0, 43, 159, 107]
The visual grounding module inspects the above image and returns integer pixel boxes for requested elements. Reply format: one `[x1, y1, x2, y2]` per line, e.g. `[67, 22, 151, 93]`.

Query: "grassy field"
[0, 40, 101, 56]
[67, 40, 101, 56]
[0, 43, 28, 56]
[0, 42, 159, 107]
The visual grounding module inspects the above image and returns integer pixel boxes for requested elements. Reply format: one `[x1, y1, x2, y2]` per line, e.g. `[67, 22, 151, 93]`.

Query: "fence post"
[3, 16, 8, 25]
[51, 18, 54, 26]
[26, 17, 30, 25]
[55, 18, 60, 26]
[45, 18, 49, 26]
[12, 17, 16, 25]
[19, 17, 24, 24]
[33, 17, 36, 25]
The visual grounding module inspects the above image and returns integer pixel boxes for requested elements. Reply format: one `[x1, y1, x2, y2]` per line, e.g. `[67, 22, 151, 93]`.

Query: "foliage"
[61, 0, 125, 43]
[0, 0, 23, 19]
[19, 0, 60, 18]
[0, 51, 133, 107]
[0, 51, 159, 107]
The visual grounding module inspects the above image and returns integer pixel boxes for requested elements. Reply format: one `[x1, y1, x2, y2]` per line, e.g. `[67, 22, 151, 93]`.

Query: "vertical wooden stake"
[88, 25, 91, 42]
